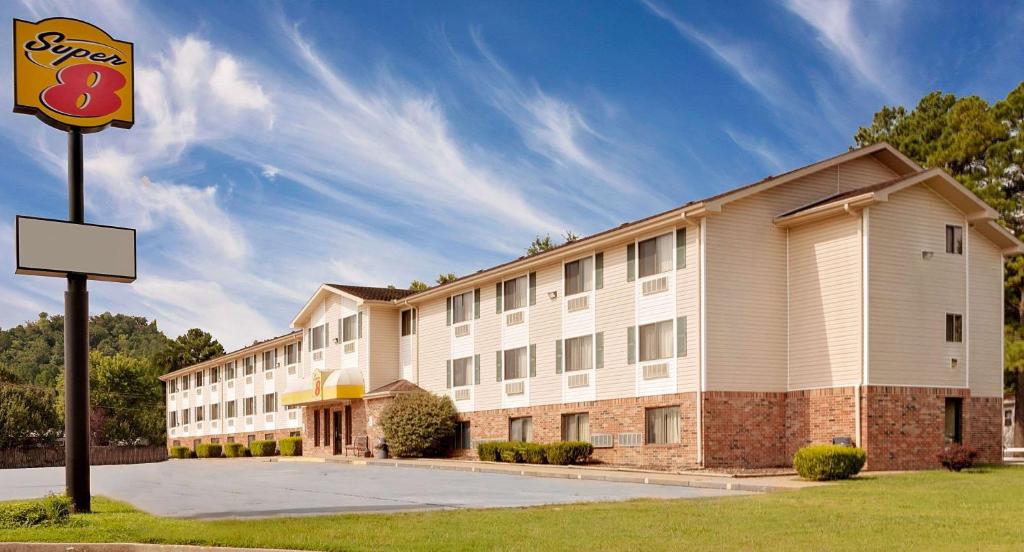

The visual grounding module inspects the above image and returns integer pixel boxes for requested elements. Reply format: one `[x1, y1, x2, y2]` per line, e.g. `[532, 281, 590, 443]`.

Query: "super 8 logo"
[13, 17, 133, 132]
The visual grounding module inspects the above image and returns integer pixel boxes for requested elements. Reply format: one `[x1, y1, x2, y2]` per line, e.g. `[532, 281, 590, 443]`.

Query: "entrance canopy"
[282, 368, 364, 406]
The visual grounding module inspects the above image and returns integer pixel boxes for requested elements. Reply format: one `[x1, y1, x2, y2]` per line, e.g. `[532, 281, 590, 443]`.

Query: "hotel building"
[160, 143, 1022, 470]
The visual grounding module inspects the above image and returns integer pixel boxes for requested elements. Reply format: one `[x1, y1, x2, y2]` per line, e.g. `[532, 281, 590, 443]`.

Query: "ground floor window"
[226, 436, 234, 444]
[264, 433, 273, 440]
[646, 406, 680, 444]
[172, 440, 180, 447]
[323, 409, 331, 447]
[509, 416, 533, 442]
[211, 438, 220, 444]
[313, 408, 321, 447]
[454, 421, 471, 449]
[945, 397, 963, 444]
[561, 412, 590, 442]
[247, 434, 255, 446]
[193, 439, 201, 449]
[290, 431, 301, 437]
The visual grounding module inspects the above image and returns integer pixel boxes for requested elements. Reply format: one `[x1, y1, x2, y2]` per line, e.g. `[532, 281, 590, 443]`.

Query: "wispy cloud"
[723, 127, 788, 172]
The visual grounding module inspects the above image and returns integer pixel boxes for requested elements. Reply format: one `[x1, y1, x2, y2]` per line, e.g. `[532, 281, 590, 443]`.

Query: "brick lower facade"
[166, 427, 298, 451]
[301, 399, 370, 457]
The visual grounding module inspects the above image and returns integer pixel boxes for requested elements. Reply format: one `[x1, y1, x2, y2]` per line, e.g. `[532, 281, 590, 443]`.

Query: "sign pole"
[64, 127, 91, 513]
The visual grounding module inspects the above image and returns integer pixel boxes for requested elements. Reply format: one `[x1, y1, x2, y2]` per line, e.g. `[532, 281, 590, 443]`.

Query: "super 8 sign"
[13, 17, 133, 132]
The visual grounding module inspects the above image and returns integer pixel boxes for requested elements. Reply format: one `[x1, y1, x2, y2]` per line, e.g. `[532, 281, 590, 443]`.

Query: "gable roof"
[158, 330, 302, 381]
[774, 168, 1023, 255]
[325, 284, 417, 302]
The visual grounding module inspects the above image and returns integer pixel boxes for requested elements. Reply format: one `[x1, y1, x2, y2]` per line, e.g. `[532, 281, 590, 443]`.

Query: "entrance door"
[332, 411, 343, 455]
[344, 405, 353, 446]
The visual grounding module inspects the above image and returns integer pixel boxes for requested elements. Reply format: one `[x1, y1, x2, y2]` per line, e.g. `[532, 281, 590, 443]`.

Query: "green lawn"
[3, 466, 1024, 551]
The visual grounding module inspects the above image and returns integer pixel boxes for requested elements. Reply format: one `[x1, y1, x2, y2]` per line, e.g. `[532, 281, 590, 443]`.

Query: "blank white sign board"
[16, 216, 136, 282]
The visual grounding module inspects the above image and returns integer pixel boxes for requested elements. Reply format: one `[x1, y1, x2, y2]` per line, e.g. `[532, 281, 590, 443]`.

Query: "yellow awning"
[281, 368, 364, 406]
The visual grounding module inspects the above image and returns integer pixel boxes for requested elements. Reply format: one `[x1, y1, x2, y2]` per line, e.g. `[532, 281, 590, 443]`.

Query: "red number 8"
[41, 63, 126, 118]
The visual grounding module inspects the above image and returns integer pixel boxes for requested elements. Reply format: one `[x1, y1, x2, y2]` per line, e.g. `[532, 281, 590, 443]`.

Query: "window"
[510, 417, 533, 442]
[401, 309, 416, 336]
[195, 371, 203, 387]
[194, 406, 204, 423]
[503, 276, 528, 311]
[638, 233, 673, 278]
[290, 431, 301, 437]
[342, 315, 357, 342]
[169, 411, 178, 427]
[323, 409, 331, 446]
[244, 397, 255, 416]
[503, 346, 528, 380]
[210, 403, 220, 419]
[284, 343, 300, 365]
[226, 400, 237, 418]
[946, 225, 963, 255]
[639, 320, 674, 362]
[646, 406, 680, 444]
[181, 409, 190, 425]
[313, 409, 321, 447]
[944, 398, 963, 443]
[452, 291, 474, 324]
[168, 379, 177, 393]
[262, 350, 276, 371]
[224, 361, 236, 379]
[227, 436, 234, 444]
[454, 421, 471, 450]
[180, 375, 190, 390]
[452, 357, 472, 387]
[265, 433, 274, 440]
[264, 393, 277, 413]
[561, 413, 590, 442]
[565, 335, 593, 372]
[310, 324, 326, 350]
[211, 437, 220, 444]
[244, 356, 255, 375]
[1005, 409, 1013, 427]
[946, 313, 963, 343]
[247, 434, 255, 446]
[564, 257, 593, 296]
[209, 366, 219, 384]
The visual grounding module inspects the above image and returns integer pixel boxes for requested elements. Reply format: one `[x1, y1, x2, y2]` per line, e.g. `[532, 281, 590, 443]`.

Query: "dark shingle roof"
[325, 284, 418, 302]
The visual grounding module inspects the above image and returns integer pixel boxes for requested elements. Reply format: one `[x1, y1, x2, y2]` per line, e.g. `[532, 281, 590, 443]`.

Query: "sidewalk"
[274, 456, 822, 493]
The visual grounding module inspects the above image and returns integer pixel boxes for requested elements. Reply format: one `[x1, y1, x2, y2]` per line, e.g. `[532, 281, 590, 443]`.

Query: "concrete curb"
[302, 456, 798, 493]
[0, 544, 308, 552]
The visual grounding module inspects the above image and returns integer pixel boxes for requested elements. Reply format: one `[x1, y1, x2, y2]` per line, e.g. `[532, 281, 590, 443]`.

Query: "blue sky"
[1, 0, 1021, 348]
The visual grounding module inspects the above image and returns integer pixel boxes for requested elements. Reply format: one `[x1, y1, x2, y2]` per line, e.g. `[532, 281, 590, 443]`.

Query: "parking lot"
[0, 459, 749, 519]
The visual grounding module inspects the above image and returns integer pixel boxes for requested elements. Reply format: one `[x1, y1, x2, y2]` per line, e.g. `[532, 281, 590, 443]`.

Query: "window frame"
[263, 393, 277, 413]
[401, 309, 416, 337]
[452, 356, 473, 388]
[946, 224, 963, 255]
[194, 370, 203, 388]
[509, 416, 533, 442]
[342, 315, 358, 343]
[639, 320, 674, 362]
[310, 324, 326, 350]
[284, 343, 299, 365]
[224, 361, 236, 380]
[452, 290, 474, 324]
[210, 402, 220, 420]
[503, 346, 528, 380]
[561, 412, 590, 442]
[209, 366, 219, 384]
[645, 406, 680, 445]
[637, 233, 673, 278]
[564, 334, 594, 372]
[244, 356, 255, 375]
[262, 350, 276, 371]
[946, 313, 963, 343]
[454, 421, 472, 450]
[244, 397, 255, 416]
[502, 275, 529, 311]
[564, 256, 593, 297]
[194, 405, 204, 423]
[226, 400, 237, 418]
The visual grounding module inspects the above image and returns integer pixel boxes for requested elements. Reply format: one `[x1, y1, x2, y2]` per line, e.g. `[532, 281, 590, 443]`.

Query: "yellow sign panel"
[13, 17, 133, 132]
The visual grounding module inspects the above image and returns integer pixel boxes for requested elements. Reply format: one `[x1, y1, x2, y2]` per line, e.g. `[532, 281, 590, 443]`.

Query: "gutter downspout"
[858, 207, 869, 448]
[698, 217, 707, 466]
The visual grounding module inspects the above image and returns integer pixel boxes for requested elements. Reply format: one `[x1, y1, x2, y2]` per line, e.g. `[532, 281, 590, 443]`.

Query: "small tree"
[0, 384, 60, 448]
[436, 273, 458, 285]
[379, 392, 456, 458]
[527, 234, 556, 256]
[409, 280, 429, 291]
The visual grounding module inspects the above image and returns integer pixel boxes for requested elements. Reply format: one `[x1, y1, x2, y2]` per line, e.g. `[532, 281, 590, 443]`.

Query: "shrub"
[195, 443, 222, 458]
[498, 443, 523, 463]
[546, 441, 594, 465]
[249, 440, 277, 457]
[793, 444, 866, 480]
[223, 442, 246, 458]
[380, 392, 457, 458]
[477, 441, 501, 462]
[168, 446, 191, 459]
[938, 444, 978, 472]
[520, 443, 547, 464]
[279, 436, 302, 456]
[0, 493, 72, 528]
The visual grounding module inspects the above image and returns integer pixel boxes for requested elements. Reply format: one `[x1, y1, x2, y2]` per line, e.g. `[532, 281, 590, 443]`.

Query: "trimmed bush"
[520, 443, 547, 464]
[249, 439, 277, 457]
[223, 442, 246, 458]
[938, 444, 978, 472]
[168, 446, 191, 459]
[279, 436, 303, 456]
[499, 443, 523, 463]
[477, 441, 501, 462]
[380, 392, 457, 458]
[196, 443, 222, 458]
[546, 441, 594, 465]
[793, 444, 866, 480]
[0, 493, 72, 528]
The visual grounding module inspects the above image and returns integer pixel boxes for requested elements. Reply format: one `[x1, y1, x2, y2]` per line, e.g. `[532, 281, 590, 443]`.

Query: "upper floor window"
[194, 370, 203, 387]
[310, 324, 326, 351]
[639, 320, 674, 362]
[226, 400, 237, 418]
[452, 290, 474, 324]
[264, 393, 278, 413]
[452, 357, 472, 387]
[244, 355, 255, 375]
[180, 375, 190, 390]
[401, 309, 416, 337]
[181, 409, 190, 425]
[194, 406, 204, 422]
[564, 257, 593, 296]
[168, 411, 178, 427]
[946, 225, 963, 255]
[224, 361, 236, 380]
[210, 403, 220, 419]
[565, 335, 593, 372]
[244, 397, 255, 416]
[503, 276, 528, 311]
[168, 378, 177, 393]
[946, 313, 963, 343]
[342, 315, 358, 343]
[503, 346, 528, 380]
[284, 343, 300, 365]
[638, 233, 672, 278]
[209, 367, 219, 384]
[262, 350, 276, 371]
